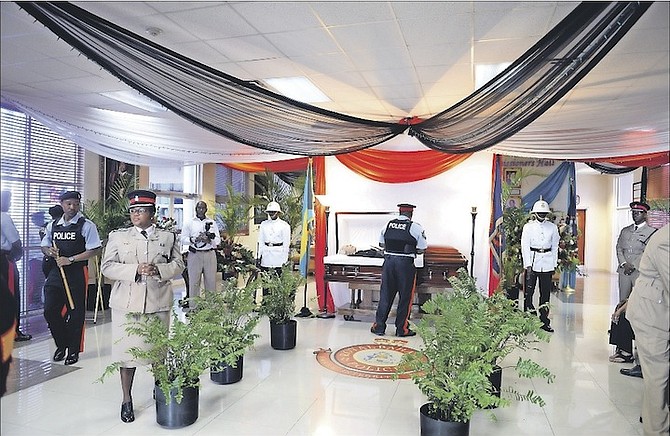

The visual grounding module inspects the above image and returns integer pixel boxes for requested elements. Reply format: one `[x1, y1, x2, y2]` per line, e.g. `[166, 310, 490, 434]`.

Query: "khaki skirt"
[111, 309, 170, 367]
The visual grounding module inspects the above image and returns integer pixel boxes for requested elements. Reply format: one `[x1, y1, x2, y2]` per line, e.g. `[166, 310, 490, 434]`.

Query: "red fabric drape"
[582, 151, 669, 168]
[336, 149, 472, 183]
[313, 157, 335, 313]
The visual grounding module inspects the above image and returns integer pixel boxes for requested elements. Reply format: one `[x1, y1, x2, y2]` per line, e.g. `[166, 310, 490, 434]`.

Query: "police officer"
[41, 191, 102, 365]
[626, 224, 669, 436]
[616, 201, 658, 379]
[371, 203, 427, 337]
[180, 200, 221, 305]
[521, 199, 559, 333]
[101, 189, 184, 423]
[257, 201, 291, 297]
[616, 201, 657, 302]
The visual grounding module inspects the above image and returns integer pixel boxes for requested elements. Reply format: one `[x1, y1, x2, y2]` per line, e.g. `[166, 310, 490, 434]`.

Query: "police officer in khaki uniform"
[616, 201, 657, 302]
[101, 189, 184, 423]
[626, 224, 669, 436]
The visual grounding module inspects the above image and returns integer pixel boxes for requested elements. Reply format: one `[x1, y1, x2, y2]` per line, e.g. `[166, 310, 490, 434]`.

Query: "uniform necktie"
[634, 225, 638, 231]
[141, 230, 148, 238]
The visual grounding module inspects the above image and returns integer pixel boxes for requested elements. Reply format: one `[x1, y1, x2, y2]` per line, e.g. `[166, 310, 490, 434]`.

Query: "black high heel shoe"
[121, 400, 134, 423]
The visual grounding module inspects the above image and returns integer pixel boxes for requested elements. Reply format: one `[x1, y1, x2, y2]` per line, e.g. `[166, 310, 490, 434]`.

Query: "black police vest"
[52, 217, 86, 261]
[384, 218, 417, 254]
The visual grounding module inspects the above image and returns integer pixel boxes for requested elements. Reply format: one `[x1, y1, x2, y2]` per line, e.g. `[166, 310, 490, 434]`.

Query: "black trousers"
[374, 255, 416, 335]
[524, 269, 552, 326]
[0, 254, 21, 333]
[260, 266, 282, 298]
[43, 264, 87, 352]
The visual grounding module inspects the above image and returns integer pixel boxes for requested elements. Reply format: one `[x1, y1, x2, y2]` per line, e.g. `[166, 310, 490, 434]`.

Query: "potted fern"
[398, 269, 554, 435]
[99, 309, 212, 428]
[258, 265, 305, 350]
[187, 277, 260, 384]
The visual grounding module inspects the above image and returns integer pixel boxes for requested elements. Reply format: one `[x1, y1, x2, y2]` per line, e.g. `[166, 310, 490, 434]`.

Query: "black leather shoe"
[121, 401, 135, 423]
[15, 331, 32, 342]
[370, 326, 385, 336]
[396, 330, 417, 337]
[64, 352, 79, 365]
[53, 347, 67, 362]
[620, 365, 643, 378]
[541, 325, 554, 333]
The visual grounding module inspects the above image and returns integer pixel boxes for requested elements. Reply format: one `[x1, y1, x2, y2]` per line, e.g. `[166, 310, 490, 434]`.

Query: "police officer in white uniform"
[521, 199, 559, 332]
[257, 201, 291, 296]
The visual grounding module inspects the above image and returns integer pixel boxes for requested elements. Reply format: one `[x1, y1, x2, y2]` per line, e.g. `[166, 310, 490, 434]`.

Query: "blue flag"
[299, 159, 315, 278]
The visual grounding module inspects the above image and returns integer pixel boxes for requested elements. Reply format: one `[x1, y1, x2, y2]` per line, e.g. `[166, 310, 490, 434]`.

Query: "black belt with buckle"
[190, 247, 213, 253]
[530, 247, 551, 253]
[265, 242, 283, 246]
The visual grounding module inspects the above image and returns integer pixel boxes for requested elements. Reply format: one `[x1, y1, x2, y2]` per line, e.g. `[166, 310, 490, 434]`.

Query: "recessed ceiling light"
[264, 77, 330, 103]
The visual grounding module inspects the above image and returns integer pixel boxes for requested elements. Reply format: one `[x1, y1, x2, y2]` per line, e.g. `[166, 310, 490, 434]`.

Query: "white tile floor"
[1, 271, 645, 436]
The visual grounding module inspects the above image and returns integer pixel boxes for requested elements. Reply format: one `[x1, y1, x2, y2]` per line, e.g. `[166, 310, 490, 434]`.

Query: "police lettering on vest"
[53, 232, 78, 240]
[388, 222, 408, 230]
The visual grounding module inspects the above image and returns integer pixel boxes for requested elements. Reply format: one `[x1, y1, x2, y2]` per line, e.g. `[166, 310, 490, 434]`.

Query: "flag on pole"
[299, 159, 315, 278]
[488, 154, 503, 295]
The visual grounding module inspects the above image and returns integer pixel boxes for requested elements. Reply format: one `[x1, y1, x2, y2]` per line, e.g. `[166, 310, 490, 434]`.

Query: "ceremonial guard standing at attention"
[521, 199, 559, 333]
[371, 203, 427, 337]
[101, 189, 184, 423]
[616, 201, 657, 302]
[256, 201, 291, 296]
[41, 191, 101, 365]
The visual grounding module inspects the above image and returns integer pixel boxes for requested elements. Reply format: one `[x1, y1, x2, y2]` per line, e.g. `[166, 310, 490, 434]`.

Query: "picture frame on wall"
[506, 196, 523, 209]
[504, 168, 521, 188]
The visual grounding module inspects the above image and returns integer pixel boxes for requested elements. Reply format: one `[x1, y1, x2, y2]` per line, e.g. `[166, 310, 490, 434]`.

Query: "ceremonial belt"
[189, 247, 214, 253]
[265, 242, 283, 246]
[530, 247, 551, 253]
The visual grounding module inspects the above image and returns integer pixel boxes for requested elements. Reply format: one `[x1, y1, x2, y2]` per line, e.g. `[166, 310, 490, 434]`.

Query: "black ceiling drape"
[17, 2, 651, 156]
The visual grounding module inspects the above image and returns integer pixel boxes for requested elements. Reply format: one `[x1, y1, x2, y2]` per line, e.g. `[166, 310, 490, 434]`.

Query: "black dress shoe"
[64, 353, 79, 365]
[396, 330, 417, 337]
[370, 326, 385, 336]
[541, 325, 554, 333]
[620, 365, 643, 378]
[53, 347, 67, 362]
[121, 401, 135, 423]
[15, 331, 32, 342]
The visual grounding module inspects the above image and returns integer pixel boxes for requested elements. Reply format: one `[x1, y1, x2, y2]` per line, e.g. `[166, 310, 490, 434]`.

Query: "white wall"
[323, 152, 494, 291]
[575, 171, 615, 272]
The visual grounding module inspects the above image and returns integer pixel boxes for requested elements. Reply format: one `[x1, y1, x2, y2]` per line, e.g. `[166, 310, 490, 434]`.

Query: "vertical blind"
[1, 106, 84, 314]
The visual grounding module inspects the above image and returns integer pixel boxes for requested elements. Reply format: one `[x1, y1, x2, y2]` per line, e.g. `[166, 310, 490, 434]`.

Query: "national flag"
[299, 159, 315, 278]
[488, 154, 504, 296]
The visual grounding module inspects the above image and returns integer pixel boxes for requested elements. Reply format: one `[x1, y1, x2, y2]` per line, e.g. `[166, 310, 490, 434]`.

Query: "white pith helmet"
[531, 199, 551, 214]
[265, 201, 282, 213]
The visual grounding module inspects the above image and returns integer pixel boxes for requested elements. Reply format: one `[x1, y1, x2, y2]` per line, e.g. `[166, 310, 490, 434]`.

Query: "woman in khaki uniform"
[101, 190, 184, 423]
[627, 224, 669, 436]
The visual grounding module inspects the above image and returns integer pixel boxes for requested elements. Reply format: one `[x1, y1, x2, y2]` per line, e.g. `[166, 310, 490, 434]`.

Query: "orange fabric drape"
[337, 149, 472, 183]
[223, 158, 309, 173]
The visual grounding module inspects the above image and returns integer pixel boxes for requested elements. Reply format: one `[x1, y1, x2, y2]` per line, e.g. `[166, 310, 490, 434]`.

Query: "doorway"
[577, 209, 586, 264]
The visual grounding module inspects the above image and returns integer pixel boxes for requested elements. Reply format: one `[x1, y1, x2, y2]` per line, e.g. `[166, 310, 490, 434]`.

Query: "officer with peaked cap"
[616, 201, 657, 302]
[101, 188, 184, 423]
[372, 203, 427, 337]
[41, 190, 102, 365]
[615, 201, 658, 380]
[521, 198, 559, 332]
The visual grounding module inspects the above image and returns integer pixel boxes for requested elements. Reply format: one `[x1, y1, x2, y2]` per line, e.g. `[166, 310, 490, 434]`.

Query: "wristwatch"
[68, 256, 75, 263]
